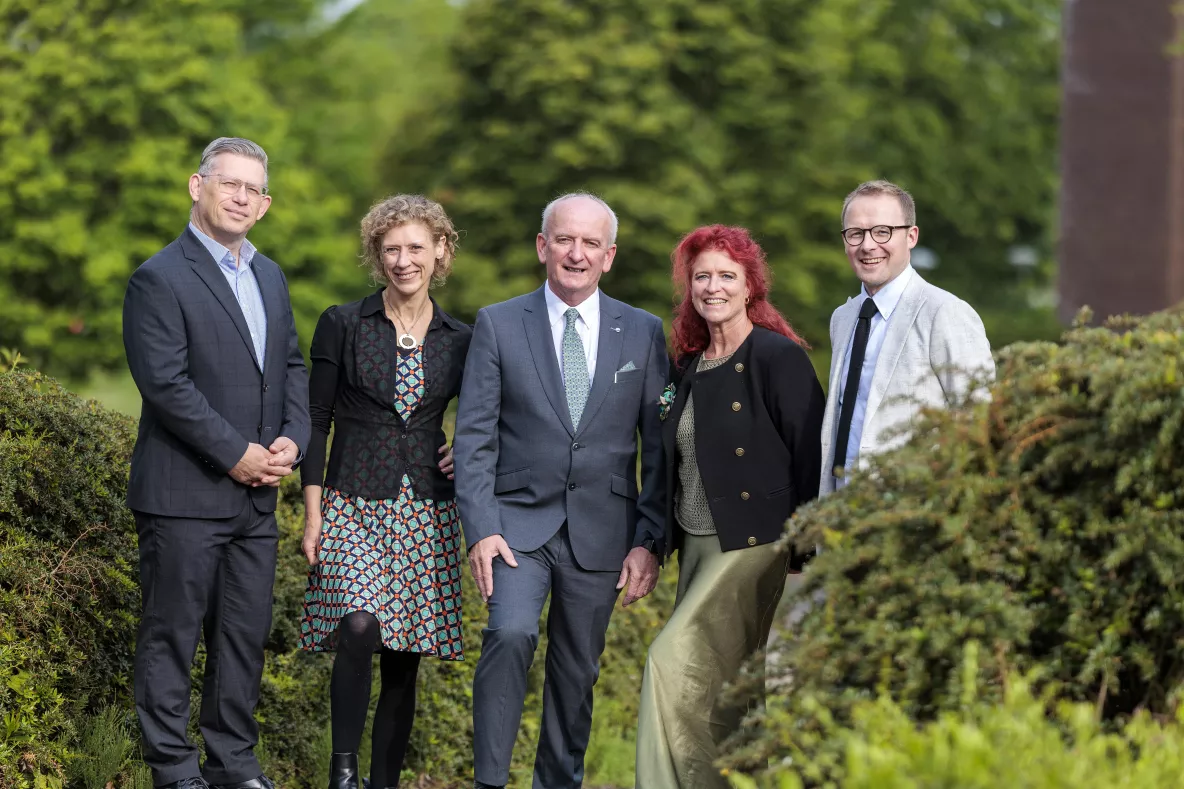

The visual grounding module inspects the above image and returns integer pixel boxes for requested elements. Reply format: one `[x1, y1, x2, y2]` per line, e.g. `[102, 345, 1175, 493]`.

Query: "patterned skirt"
[298, 478, 465, 660]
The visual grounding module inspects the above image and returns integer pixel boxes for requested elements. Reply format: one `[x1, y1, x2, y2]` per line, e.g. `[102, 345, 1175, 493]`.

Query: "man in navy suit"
[122, 137, 310, 789]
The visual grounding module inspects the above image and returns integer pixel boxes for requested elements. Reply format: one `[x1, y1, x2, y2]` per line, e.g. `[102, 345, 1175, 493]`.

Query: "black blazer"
[663, 326, 825, 555]
[300, 291, 472, 500]
[122, 228, 311, 518]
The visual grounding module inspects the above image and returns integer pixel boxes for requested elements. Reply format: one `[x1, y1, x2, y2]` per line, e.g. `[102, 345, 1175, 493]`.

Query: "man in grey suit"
[122, 138, 309, 789]
[821, 179, 994, 495]
[454, 193, 667, 789]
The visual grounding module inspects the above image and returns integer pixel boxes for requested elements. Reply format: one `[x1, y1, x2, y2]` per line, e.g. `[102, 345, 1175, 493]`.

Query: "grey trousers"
[472, 525, 621, 789]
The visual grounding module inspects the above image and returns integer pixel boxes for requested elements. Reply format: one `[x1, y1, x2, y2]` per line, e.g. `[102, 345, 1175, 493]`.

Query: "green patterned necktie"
[562, 307, 590, 428]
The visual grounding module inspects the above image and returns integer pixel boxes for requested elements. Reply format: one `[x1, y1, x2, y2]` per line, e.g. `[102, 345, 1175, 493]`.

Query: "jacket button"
[572, 442, 581, 451]
[732, 402, 741, 411]
[262, 384, 269, 392]
[747, 536, 757, 546]
[741, 491, 750, 500]
[735, 363, 745, 372]
[735, 447, 745, 457]
[568, 483, 577, 490]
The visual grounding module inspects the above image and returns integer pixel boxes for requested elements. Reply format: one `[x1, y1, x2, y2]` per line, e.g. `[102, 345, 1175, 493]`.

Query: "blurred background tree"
[0, 0, 1060, 386]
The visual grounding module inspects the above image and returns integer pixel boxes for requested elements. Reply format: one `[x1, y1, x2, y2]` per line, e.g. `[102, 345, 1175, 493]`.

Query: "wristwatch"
[640, 537, 660, 556]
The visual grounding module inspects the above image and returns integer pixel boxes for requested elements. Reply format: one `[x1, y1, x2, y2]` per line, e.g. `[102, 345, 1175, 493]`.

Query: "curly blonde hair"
[360, 194, 459, 288]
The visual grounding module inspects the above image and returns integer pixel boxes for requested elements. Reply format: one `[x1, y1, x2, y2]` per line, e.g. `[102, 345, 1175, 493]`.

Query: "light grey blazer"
[453, 286, 668, 572]
[819, 272, 994, 496]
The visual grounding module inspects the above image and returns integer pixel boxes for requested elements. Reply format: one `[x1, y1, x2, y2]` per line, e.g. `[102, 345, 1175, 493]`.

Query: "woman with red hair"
[635, 225, 825, 788]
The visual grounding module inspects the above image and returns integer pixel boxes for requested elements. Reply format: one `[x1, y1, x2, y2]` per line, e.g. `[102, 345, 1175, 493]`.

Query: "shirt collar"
[361, 289, 465, 332]
[860, 265, 914, 320]
[544, 281, 600, 327]
[189, 222, 256, 273]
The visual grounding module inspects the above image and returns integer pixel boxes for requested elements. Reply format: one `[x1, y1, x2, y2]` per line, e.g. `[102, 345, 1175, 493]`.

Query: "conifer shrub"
[730, 646, 1184, 789]
[722, 309, 1184, 784]
[0, 370, 139, 788]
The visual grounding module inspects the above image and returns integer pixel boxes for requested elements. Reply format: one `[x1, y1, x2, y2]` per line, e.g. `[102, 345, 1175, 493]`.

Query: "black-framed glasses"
[201, 173, 269, 200]
[842, 225, 912, 246]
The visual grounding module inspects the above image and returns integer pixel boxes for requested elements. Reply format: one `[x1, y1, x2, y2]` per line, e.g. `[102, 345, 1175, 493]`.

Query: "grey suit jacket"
[454, 286, 668, 572]
[819, 271, 993, 496]
[122, 228, 310, 517]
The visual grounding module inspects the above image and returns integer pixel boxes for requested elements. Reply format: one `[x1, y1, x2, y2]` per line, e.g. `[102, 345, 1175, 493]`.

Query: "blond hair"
[841, 180, 917, 228]
[360, 194, 459, 288]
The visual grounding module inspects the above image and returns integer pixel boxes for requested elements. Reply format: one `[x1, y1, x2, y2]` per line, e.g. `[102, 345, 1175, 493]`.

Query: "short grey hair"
[197, 137, 269, 187]
[841, 179, 916, 228]
[541, 192, 619, 246]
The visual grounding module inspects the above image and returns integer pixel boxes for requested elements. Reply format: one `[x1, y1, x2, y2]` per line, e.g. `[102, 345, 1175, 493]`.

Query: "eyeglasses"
[842, 225, 912, 246]
[201, 174, 269, 200]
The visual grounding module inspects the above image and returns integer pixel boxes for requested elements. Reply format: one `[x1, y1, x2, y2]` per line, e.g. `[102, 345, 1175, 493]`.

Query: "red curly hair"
[671, 225, 807, 361]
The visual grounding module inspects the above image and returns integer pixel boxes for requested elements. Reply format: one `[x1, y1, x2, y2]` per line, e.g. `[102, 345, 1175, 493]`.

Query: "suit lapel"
[574, 293, 624, 436]
[864, 273, 928, 427]
[182, 230, 261, 370]
[254, 259, 285, 376]
[523, 287, 575, 436]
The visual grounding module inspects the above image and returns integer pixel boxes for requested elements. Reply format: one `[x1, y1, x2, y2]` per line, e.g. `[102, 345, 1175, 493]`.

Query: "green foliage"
[723, 308, 1184, 783]
[69, 708, 136, 789]
[0, 0, 354, 378]
[391, 0, 1061, 349]
[733, 650, 1184, 789]
[0, 370, 138, 788]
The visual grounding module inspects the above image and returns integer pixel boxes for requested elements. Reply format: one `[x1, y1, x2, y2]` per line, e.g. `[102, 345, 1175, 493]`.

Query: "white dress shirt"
[544, 282, 599, 387]
[836, 265, 916, 475]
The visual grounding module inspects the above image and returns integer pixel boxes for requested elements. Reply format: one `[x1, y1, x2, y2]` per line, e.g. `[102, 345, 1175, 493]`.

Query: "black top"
[663, 326, 825, 559]
[300, 290, 473, 500]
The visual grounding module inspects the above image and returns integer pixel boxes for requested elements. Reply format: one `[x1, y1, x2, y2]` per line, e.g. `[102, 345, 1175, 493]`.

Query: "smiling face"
[187, 153, 271, 246]
[536, 196, 616, 306]
[842, 193, 918, 296]
[690, 249, 750, 329]
[381, 222, 443, 300]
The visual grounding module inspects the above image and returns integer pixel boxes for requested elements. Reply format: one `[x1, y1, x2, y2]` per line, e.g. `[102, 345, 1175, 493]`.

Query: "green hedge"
[723, 308, 1184, 784]
[0, 369, 139, 789]
[731, 645, 1184, 789]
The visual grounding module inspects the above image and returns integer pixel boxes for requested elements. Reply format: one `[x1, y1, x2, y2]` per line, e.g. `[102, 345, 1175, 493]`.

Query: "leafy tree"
[0, 0, 354, 378]
[388, 0, 1061, 351]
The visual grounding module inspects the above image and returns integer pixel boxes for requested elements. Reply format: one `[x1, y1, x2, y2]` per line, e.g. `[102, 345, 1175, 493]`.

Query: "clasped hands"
[229, 437, 300, 487]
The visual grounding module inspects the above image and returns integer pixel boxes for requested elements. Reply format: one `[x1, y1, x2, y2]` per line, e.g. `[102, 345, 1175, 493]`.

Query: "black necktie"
[833, 297, 879, 474]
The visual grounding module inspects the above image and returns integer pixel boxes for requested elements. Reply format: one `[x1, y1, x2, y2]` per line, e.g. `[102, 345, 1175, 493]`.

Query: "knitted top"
[673, 353, 732, 536]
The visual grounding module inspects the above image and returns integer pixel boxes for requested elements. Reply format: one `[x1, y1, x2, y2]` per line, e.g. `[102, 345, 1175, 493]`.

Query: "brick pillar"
[1058, 0, 1184, 321]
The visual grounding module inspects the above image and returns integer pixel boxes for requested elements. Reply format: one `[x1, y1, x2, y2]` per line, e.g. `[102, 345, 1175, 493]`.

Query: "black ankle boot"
[328, 753, 360, 789]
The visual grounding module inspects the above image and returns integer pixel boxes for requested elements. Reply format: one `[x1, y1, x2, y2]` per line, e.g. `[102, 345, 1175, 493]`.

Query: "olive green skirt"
[635, 533, 791, 789]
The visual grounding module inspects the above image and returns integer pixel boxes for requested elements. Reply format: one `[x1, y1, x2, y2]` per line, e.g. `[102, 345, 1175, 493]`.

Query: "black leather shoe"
[209, 776, 274, 789]
[328, 754, 359, 789]
[159, 780, 209, 789]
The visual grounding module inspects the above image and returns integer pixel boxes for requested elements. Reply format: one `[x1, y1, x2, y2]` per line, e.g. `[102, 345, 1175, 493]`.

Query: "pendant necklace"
[385, 291, 430, 350]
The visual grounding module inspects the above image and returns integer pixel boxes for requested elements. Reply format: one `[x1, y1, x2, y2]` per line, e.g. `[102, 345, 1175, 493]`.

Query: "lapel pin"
[611, 326, 621, 332]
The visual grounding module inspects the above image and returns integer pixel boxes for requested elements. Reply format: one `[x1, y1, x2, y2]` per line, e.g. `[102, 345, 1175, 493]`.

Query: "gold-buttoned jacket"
[662, 326, 825, 557]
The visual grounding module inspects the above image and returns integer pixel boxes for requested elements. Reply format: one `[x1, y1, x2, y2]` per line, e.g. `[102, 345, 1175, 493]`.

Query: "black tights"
[330, 612, 421, 789]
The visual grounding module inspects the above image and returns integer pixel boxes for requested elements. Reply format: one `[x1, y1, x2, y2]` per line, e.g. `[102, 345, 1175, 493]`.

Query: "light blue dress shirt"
[189, 222, 268, 370]
[836, 265, 915, 473]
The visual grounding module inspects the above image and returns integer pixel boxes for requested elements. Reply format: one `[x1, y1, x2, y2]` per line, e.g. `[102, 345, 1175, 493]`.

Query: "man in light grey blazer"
[454, 193, 668, 789]
[821, 180, 994, 496]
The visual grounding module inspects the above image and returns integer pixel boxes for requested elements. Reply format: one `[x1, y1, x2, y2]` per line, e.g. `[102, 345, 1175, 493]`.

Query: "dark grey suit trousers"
[133, 500, 278, 785]
[473, 525, 621, 789]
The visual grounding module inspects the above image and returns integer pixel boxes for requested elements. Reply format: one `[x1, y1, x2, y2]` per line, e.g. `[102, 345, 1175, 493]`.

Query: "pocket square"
[614, 360, 637, 383]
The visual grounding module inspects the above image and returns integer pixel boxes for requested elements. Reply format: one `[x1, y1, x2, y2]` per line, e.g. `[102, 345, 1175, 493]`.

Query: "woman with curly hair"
[635, 225, 825, 788]
[298, 195, 472, 789]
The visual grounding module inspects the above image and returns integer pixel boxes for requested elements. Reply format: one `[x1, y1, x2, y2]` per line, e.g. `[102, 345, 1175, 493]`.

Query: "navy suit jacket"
[122, 227, 310, 517]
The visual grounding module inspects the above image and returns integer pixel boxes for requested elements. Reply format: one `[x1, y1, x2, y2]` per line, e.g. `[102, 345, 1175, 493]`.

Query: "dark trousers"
[133, 501, 278, 786]
[472, 525, 621, 789]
